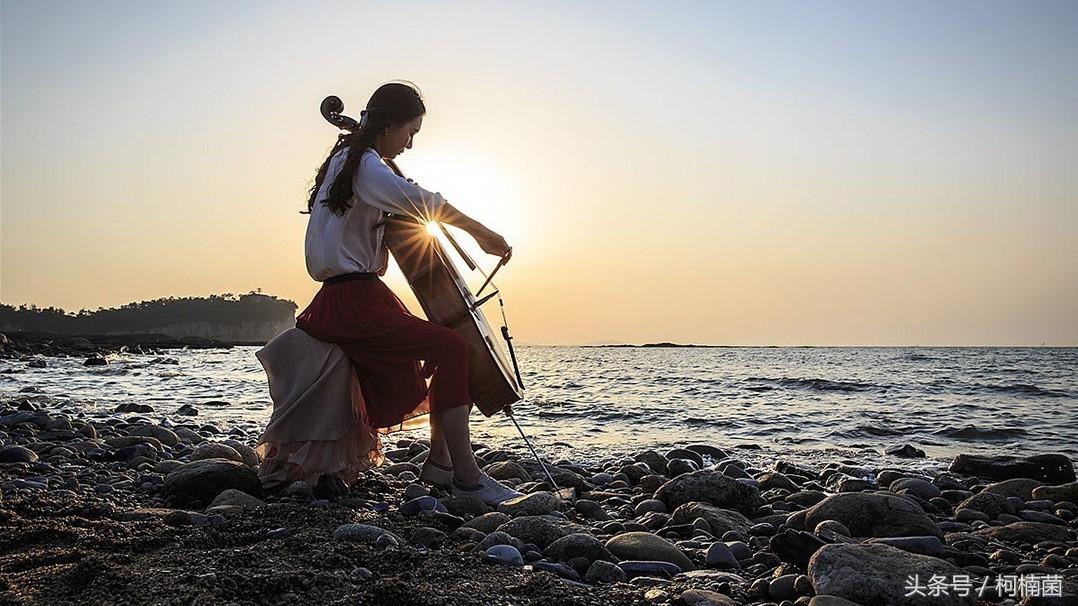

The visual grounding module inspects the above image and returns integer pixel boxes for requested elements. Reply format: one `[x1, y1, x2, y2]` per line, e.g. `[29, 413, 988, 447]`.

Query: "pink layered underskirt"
[253, 327, 428, 490]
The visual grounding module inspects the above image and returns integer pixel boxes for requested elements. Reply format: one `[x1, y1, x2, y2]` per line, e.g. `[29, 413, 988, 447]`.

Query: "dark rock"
[769, 528, 826, 567]
[498, 491, 558, 517]
[334, 523, 398, 544]
[400, 496, 442, 516]
[665, 448, 704, 468]
[0, 445, 39, 463]
[808, 543, 976, 606]
[982, 478, 1045, 500]
[496, 515, 576, 549]
[543, 533, 616, 564]
[531, 561, 580, 580]
[634, 450, 669, 474]
[677, 588, 737, 605]
[1032, 481, 1078, 503]
[409, 526, 446, 548]
[484, 545, 524, 566]
[162, 459, 261, 507]
[605, 531, 694, 571]
[485, 461, 532, 482]
[617, 560, 682, 578]
[787, 492, 942, 538]
[956, 491, 1013, 518]
[462, 512, 510, 534]
[890, 478, 940, 500]
[949, 453, 1075, 484]
[704, 542, 740, 569]
[886, 444, 926, 458]
[584, 559, 626, 584]
[655, 470, 763, 515]
[670, 502, 752, 536]
[972, 521, 1074, 544]
[114, 403, 155, 414]
[666, 458, 698, 477]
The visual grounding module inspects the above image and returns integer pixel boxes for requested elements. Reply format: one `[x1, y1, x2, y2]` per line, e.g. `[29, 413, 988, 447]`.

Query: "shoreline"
[1, 390, 1076, 605]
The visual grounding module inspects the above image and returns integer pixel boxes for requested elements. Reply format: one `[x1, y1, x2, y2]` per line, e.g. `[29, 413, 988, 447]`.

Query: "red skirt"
[295, 277, 471, 429]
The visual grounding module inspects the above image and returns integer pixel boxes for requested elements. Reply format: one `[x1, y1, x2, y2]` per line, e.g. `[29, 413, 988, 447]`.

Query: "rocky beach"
[1, 337, 1077, 605]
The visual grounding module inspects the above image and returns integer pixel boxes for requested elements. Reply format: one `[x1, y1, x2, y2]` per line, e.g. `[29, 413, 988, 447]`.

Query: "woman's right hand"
[473, 227, 512, 260]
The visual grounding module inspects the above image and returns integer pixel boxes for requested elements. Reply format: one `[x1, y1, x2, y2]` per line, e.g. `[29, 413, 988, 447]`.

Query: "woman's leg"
[433, 404, 482, 485]
[427, 415, 451, 467]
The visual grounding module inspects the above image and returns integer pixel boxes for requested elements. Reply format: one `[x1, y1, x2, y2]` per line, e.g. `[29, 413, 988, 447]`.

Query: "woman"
[293, 81, 522, 506]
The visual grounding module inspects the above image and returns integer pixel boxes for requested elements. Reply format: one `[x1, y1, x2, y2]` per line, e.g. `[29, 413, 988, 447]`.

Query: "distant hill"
[0, 292, 297, 343]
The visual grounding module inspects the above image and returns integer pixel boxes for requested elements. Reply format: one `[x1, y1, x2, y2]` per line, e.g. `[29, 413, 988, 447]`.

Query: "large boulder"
[496, 515, 578, 549]
[127, 424, 181, 447]
[605, 531, 694, 572]
[485, 461, 532, 482]
[462, 512, 510, 534]
[543, 533, 616, 564]
[669, 502, 752, 536]
[948, 453, 1074, 484]
[788, 492, 942, 538]
[955, 492, 1013, 519]
[191, 442, 243, 463]
[808, 543, 977, 606]
[208, 488, 266, 509]
[982, 478, 1045, 500]
[162, 458, 261, 506]
[1031, 481, 1078, 503]
[972, 521, 1074, 545]
[654, 470, 762, 515]
[498, 491, 558, 517]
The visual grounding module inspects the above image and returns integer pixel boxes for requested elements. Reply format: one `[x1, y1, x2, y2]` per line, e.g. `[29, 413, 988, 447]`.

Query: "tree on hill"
[0, 291, 297, 334]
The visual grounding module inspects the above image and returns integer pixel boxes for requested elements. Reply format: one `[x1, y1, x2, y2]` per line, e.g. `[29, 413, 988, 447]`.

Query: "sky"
[2, 0, 1076, 346]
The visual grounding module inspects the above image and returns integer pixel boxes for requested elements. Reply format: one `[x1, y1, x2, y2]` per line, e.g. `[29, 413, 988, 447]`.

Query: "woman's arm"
[437, 203, 512, 260]
[358, 153, 512, 259]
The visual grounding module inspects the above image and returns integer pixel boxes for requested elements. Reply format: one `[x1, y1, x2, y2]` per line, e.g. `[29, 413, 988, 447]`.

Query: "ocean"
[3, 345, 1076, 472]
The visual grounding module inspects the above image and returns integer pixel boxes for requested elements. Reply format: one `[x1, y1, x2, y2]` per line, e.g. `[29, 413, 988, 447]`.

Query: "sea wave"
[933, 425, 1029, 441]
[977, 383, 1071, 398]
[829, 424, 908, 439]
[747, 377, 882, 393]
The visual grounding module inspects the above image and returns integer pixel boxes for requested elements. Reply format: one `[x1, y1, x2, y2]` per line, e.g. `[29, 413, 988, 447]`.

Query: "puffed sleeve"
[353, 151, 448, 221]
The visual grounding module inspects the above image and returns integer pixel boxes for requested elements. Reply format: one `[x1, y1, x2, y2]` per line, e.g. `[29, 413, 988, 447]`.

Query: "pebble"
[584, 559, 626, 583]
[530, 560, 580, 580]
[497, 491, 558, 517]
[333, 523, 396, 544]
[0, 444, 39, 463]
[409, 526, 446, 548]
[403, 483, 428, 500]
[484, 544, 524, 566]
[617, 560, 682, 578]
[349, 567, 373, 581]
[705, 542, 740, 568]
[399, 495, 442, 516]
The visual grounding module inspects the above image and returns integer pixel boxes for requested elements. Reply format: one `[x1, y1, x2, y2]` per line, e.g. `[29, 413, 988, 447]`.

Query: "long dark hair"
[304, 81, 426, 215]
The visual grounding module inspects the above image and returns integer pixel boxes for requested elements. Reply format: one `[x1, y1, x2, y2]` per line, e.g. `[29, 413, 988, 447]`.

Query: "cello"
[317, 95, 525, 419]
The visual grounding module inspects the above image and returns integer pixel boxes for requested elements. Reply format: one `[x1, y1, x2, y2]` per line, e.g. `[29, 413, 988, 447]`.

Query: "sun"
[398, 148, 528, 253]
[425, 221, 440, 236]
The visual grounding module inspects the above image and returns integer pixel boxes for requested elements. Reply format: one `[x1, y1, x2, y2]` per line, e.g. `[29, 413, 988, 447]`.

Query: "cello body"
[382, 215, 522, 417]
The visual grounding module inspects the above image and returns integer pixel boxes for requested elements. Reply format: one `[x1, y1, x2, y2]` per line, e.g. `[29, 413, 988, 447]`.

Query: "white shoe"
[419, 458, 454, 490]
[452, 472, 524, 506]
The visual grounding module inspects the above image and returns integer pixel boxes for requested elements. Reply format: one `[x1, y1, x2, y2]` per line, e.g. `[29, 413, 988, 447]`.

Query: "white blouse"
[304, 146, 448, 281]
